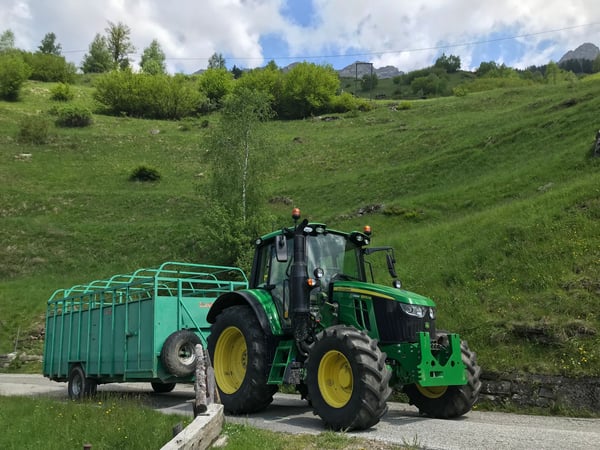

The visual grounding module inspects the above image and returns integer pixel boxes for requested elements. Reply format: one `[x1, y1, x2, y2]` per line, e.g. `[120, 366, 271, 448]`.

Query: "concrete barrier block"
[161, 403, 224, 450]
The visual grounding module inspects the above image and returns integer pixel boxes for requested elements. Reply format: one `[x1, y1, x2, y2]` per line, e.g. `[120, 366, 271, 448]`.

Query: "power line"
[163, 21, 600, 62]
[60, 21, 600, 62]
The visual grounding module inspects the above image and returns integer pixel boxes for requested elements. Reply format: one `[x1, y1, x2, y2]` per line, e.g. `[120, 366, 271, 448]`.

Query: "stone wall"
[480, 371, 600, 413]
[0, 352, 42, 369]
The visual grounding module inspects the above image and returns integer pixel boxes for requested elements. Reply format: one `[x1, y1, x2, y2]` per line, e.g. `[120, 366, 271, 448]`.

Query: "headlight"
[399, 303, 427, 318]
[429, 307, 435, 319]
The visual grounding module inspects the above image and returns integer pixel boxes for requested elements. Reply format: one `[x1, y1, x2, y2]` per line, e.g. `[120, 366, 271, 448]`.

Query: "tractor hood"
[332, 281, 436, 307]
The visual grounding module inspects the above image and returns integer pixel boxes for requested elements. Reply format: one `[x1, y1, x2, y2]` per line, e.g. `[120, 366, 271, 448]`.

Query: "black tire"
[160, 330, 202, 377]
[306, 325, 392, 431]
[68, 365, 97, 400]
[151, 382, 176, 393]
[207, 305, 277, 414]
[404, 335, 482, 418]
[296, 382, 312, 406]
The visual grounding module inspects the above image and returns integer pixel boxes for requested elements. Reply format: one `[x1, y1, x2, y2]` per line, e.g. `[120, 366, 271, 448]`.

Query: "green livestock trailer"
[43, 262, 247, 399]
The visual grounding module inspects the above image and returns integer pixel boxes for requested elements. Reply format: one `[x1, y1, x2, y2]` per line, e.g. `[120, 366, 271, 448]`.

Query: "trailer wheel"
[151, 382, 176, 393]
[404, 336, 482, 418]
[306, 326, 392, 431]
[207, 305, 277, 414]
[68, 365, 97, 400]
[161, 330, 202, 377]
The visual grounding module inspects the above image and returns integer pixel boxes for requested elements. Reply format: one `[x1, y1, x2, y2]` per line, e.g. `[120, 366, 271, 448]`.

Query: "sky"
[1, 0, 600, 74]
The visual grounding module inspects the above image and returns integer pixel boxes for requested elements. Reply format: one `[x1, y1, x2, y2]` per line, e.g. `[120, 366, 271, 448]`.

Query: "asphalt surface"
[1, 374, 599, 449]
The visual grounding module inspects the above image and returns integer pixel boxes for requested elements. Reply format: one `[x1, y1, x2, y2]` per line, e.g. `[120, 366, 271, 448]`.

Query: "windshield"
[306, 233, 363, 287]
[253, 230, 364, 298]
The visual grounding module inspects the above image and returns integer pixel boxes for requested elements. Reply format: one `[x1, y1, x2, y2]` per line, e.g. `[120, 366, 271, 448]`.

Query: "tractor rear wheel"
[404, 336, 481, 418]
[306, 325, 391, 431]
[207, 305, 277, 414]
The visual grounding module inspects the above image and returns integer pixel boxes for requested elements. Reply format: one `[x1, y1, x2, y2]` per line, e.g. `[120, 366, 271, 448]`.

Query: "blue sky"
[1, 0, 599, 73]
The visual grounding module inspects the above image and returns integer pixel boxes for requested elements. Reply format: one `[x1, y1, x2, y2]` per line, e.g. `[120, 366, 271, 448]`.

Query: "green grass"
[1, 78, 599, 379]
[0, 396, 409, 450]
[220, 423, 409, 449]
[0, 395, 192, 450]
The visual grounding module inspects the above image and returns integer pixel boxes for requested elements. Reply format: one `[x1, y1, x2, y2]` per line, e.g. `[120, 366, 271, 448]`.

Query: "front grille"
[372, 296, 435, 344]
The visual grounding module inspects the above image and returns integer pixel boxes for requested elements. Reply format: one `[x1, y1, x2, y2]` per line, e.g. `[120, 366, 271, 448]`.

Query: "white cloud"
[1, 0, 599, 73]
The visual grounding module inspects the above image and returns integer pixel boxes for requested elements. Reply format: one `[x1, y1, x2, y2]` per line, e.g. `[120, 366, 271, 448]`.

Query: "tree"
[476, 61, 499, 77]
[234, 64, 282, 107]
[545, 61, 560, 84]
[435, 53, 461, 73]
[208, 52, 226, 69]
[476, 61, 515, 78]
[105, 21, 135, 70]
[197, 68, 234, 108]
[140, 39, 166, 75]
[593, 55, 600, 74]
[38, 32, 62, 55]
[210, 87, 274, 221]
[277, 62, 339, 119]
[0, 52, 32, 100]
[23, 52, 76, 82]
[202, 88, 275, 268]
[360, 73, 378, 91]
[411, 72, 445, 96]
[0, 29, 15, 53]
[231, 64, 243, 79]
[81, 34, 113, 73]
[265, 60, 278, 70]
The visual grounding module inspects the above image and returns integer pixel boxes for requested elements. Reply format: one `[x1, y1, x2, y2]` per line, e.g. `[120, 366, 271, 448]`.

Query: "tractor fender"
[207, 290, 282, 336]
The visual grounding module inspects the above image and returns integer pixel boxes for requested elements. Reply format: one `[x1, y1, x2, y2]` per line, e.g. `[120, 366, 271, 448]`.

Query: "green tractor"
[206, 209, 481, 430]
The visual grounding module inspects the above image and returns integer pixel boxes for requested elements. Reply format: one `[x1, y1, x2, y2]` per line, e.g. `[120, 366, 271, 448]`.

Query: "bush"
[129, 166, 161, 182]
[0, 52, 32, 101]
[398, 101, 412, 110]
[328, 92, 359, 113]
[197, 68, 234, 107]
[50, 83, 74, 101]
[17, 115, 51, 144]
[55, 105, 93, 127]
[22, 53, 76, 83]
[453, 86, 468, 97]
[93, 71, 206, 119]
[356, 99, 374, 112]
[276, 62, 340, 119]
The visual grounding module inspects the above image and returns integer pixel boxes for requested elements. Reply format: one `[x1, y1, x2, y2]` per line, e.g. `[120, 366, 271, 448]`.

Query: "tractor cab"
[250, 209, 405, 330]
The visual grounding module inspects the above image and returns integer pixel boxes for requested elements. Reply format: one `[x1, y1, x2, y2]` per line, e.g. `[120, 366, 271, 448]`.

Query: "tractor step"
[268, 340, 298, 384]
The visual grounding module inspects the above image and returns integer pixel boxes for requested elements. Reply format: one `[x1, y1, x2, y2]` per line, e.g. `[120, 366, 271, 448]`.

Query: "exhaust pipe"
[290, 219, 310, 347]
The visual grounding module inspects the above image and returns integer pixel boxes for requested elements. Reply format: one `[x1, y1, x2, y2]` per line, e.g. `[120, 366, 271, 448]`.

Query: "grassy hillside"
[1, 78, 598, 377]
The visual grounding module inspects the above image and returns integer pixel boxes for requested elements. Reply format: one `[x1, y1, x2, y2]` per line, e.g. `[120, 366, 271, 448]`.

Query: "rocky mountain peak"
[558, 42, 600, 63]
[336, 61, 402, 79]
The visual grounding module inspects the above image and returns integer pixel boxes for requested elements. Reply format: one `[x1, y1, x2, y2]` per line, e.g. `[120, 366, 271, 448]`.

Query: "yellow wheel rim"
[214, 326, 247, 394]
[416, 384, 448, 399]
[318, 350, 353, 408]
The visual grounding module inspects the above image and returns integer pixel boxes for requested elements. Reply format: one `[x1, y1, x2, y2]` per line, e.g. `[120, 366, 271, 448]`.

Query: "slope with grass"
[0, 78, 598, 379]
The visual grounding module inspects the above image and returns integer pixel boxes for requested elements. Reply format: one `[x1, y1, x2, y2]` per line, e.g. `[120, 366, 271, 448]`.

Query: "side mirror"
[275, 234, 288, 262]
[386, 253, 397, 278]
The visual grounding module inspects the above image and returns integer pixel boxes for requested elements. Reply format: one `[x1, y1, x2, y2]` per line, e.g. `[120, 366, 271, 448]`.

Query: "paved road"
[1, 374, 599, 449]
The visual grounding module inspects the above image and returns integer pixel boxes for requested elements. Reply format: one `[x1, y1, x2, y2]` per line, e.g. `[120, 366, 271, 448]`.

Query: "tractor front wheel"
[404, 337, 481, 418]
[306, 326, 391, 431]
[207, 305, 277, 414]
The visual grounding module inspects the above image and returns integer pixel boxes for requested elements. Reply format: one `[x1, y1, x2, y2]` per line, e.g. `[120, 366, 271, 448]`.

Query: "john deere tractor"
[207, 209, 481, 430]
